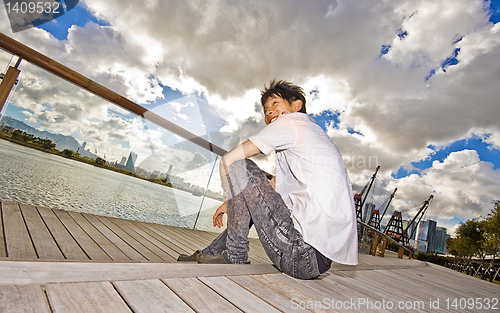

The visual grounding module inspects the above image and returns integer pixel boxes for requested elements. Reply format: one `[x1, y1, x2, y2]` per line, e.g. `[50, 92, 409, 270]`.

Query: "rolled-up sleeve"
[248, 114, 296, 155]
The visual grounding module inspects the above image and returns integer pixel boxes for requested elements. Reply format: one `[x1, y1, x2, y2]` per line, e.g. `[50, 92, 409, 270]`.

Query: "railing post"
[370, 234, 379, 256]
[0, 63, 21, 113]
[376, 237, 387, 257]
[398, 246, 404, 259]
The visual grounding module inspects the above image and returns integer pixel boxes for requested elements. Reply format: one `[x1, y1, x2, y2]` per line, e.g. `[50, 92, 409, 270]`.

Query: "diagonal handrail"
[0, 32, 227, 156]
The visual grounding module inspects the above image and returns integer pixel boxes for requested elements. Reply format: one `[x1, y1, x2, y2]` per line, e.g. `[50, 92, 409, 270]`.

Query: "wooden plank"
[20, 204, 64, 260]
[322, 273, 403, 313]
[163, 277, 241, 313]
[109, 218, 177, 262]
[52, 209, 110, 261]
[198, 276, 282, 312]
[46, 281, 133, 313]
[130, 221, 186, 260]
[361, 270, 456, 312]
[2, 201, 37, 259]
[250, 274, 334, 313]
[0, 284, 51, 313]
[67, 211, 131, 262]
[113, 279, 194, 313]
[0, 201, 7, 257]
[94, 215, 163, 262]
[389, 267, 493, 300]
[0, 261, 279, 285]
[82, 213, 147, 262]
[37, 206, 88, 260]
[229, 275, 310, 313]
[145, 223, 199, 254]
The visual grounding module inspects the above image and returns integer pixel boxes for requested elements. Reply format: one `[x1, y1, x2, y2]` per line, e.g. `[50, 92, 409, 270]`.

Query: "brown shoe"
[177, 250, 201, 262]
[198, 251, 250, 264]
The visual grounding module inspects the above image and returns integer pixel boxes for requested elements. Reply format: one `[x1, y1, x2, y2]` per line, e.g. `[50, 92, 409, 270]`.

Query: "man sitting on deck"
[178, 80, 358, 279]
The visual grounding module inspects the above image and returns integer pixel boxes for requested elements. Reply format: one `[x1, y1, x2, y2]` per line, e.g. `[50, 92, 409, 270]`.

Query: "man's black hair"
[260, 80, 307, 113]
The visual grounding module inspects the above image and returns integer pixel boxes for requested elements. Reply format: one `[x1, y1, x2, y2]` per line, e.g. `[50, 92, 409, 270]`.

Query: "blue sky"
[36, 2, 108, 40]
[392, 136, 500, 178]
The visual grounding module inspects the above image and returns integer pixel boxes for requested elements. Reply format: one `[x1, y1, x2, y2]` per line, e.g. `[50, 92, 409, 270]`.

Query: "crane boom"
[354, 166, 380, 221]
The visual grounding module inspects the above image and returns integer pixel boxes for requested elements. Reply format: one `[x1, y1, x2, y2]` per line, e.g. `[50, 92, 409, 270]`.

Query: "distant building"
[119, 156, 127, 166]
[150, 170, 161, 180]
[125, 151, 138, 172]
[417, 220, 437, 253]
[403, 220, 418, 240]
[166, 164, 173, 183]
[434, 226, 450, 254]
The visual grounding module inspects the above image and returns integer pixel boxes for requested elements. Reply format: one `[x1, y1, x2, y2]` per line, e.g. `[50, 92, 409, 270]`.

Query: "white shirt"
[249, 111, 358, 265]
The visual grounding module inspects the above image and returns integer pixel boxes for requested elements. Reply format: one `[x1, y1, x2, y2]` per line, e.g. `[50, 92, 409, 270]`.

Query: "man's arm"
[219, 140, 262, 191]
[212, 140, 265, 228]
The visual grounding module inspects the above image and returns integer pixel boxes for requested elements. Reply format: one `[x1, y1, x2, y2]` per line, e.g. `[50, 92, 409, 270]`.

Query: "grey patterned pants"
[202, 159, 320, 280]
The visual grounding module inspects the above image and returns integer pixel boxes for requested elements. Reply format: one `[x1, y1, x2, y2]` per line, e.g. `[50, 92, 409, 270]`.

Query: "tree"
[62, 149, 78, 158]
[95, 157, 106, 165]
[484, 200, 500, 265]
[448, 219, 486, 266]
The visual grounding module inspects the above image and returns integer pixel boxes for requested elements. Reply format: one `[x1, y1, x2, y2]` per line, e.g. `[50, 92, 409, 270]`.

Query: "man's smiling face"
[263, 95, 302, 125]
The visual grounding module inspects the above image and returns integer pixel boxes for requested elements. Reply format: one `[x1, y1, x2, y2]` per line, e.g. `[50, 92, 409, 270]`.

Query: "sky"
[1, 0, 499, 236]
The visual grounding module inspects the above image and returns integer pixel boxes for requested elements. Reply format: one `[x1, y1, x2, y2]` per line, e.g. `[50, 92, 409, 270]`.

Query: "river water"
[0, 139, 222, 232]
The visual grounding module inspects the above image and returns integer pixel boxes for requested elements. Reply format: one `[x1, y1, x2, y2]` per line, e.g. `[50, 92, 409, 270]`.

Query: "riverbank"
[0, 133, 173, 188]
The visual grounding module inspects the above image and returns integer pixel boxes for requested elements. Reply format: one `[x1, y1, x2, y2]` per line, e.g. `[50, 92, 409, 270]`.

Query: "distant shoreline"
[0, 134, 169, 187]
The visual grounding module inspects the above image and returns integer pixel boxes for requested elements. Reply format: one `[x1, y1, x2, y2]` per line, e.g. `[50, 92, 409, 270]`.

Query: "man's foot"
[198, 250, 250, 264]
[177, 250, 201, 262]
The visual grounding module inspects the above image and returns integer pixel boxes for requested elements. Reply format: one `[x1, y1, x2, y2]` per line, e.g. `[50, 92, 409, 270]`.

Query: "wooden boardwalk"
[1, 200, 499, 312]
[0, 200, 271, 264]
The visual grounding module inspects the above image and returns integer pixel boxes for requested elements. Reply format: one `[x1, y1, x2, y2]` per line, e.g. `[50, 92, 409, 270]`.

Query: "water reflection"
[0, 139, 223, 230]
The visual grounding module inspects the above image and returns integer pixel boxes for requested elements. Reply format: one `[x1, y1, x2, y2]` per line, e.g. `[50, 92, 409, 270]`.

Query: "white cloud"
[387, 150, 500, 220]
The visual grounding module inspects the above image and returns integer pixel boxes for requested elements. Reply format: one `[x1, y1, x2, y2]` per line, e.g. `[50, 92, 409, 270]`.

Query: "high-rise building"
[166, 164, 173, 183]
[434, 226, 450, 254]
[404, 220, 419, 240]
[416, 220, 437, 253]
[125, 151, 138, 172]
[119, 156, 127, 166]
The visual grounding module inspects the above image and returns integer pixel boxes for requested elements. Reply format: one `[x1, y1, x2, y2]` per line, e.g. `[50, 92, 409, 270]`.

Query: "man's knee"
[226, 159, 260, 197]
[229, 159, 256, 175]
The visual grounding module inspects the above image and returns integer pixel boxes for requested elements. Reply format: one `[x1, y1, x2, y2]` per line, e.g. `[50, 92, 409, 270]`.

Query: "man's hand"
[213, 201, 227, 228]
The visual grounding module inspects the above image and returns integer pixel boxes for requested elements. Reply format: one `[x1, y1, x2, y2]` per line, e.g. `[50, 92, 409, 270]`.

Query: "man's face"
[263, 95, 301, 125]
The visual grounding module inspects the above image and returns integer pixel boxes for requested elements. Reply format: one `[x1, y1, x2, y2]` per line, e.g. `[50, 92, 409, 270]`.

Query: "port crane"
[367, 188, 397, 231]
[384, 195, 434, 247]
[354, 166, 380, 222]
